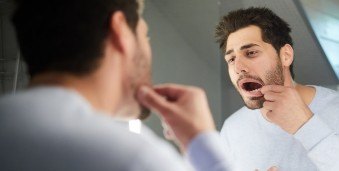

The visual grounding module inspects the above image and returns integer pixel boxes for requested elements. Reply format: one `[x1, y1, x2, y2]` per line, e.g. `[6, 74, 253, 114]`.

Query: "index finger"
[267, 166, 279, 171]
[137, 86, 175, 116]
[153, 84, 191, 101]
[261, 85, 285, 94]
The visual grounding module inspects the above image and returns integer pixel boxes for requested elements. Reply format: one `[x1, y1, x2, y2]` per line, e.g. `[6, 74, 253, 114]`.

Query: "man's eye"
[246, 51, 258, 57]
[227, 57, 235, 64]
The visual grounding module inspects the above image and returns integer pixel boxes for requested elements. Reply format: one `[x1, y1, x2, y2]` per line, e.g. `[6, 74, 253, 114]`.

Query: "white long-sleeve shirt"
[0, 87, 232, 171]
[220, 86, 339, 171]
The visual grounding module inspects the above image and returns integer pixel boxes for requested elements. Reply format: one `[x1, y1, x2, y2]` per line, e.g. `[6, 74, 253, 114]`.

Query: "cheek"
[140, 38, 151, 59]
[252, 57, 275, 75]
[228, 67, 237, 84]
[145, 42, 152, 59]
[257, 63, 280, 83]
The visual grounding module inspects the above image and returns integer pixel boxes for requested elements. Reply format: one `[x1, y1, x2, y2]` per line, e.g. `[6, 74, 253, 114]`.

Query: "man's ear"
[279, 44, 294, 68]
[108, 11, 135, 55]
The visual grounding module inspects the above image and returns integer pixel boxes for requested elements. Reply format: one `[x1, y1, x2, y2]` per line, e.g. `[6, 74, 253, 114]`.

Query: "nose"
[234, 56, 249, 74]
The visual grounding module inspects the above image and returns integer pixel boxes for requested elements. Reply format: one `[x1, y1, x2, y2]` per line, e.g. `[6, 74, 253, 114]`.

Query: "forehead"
[226, 25, 264, 50]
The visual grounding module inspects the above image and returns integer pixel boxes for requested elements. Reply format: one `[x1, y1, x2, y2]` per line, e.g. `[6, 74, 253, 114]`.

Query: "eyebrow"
[225, 43, 260, 55]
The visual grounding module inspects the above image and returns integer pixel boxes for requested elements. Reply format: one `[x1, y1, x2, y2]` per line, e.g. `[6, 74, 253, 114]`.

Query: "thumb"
[283, 67, 294, 87]
[267, 166, 279, 171]
[161, 121, 176, 140]
[137, 86, 174, 117]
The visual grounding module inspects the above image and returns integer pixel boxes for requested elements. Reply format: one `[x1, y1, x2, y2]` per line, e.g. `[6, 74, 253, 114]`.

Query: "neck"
[294, 83, 316, 106]
[29, 71, 120, 116]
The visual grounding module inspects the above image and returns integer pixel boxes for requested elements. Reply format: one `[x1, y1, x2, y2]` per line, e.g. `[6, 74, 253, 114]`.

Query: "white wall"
[299, 0, 339, 79]
[143, 0, 223, 137]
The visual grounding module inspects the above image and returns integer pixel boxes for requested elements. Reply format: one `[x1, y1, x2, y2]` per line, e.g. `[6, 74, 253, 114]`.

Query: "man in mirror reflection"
[216, 7, 339, 171]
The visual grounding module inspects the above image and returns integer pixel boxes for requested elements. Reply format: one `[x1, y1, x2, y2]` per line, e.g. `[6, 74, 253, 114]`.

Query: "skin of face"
[225, 25, 284, 109]
[133, 18, 152, 89]
[123, 17, 152, 118]
[133, 18, 152, 119]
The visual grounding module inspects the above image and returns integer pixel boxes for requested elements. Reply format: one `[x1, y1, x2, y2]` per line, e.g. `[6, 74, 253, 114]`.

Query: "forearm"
[294, 115, 339, 171]
[187, 131, 234, 171]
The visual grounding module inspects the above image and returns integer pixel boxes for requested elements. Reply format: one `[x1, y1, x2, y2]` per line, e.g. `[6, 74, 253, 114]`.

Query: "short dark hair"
[12, 0, 141, 77]
[215, 7, 295, 79]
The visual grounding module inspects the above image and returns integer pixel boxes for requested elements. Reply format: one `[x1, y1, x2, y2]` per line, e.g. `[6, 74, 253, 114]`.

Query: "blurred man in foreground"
[0, 0, 232, 170]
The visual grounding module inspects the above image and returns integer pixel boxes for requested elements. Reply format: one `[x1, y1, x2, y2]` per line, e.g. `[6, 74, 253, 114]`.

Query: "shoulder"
[0, 87, 89, 115]
[1, 113, 184, 170]
[316, 85, 338, 93]
[0, 89, 185, 171]
[308, 86, 339, 131]
[312, 86, 339, 109]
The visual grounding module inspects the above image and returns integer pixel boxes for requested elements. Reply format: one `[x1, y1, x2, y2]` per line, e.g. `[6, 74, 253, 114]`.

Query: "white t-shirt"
[0, 86, 232, 171]
[221, 86, 339, 171]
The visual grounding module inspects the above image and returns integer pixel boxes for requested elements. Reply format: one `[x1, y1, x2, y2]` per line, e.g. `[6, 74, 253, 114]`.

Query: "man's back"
[220, 86, 339, 171]
[0, 87, 185, 171]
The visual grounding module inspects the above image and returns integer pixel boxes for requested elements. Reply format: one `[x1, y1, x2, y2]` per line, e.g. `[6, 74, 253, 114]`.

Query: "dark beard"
[246, 96, 265, 109]
[138, 105, 151, 120]
[132, 47, 152, 120]
[236, 59, 284, 110]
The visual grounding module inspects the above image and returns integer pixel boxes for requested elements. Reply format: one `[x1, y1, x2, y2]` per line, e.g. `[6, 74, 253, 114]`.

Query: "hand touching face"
[260, 68, 313, 134]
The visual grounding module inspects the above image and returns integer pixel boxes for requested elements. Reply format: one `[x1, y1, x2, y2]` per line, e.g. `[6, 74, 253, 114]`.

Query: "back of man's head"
[12, 0, 141, 77]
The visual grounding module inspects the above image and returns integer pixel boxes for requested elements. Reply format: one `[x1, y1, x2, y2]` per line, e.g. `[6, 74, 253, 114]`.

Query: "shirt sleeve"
[187, 131, 234, 171]
[294, 115, 339, 171]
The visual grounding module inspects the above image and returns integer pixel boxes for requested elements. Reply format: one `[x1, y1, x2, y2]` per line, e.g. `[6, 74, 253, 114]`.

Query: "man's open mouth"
[242, 82, 263, 92]
[238, 78, 264, 97]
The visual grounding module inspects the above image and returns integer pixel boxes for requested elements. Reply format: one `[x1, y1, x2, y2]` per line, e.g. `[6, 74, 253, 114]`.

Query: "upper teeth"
[250, 88, 260, 92]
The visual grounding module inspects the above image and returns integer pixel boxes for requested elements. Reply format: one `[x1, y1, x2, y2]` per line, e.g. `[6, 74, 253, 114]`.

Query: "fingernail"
[271, 166, 279, 171]
[138, 86, 150, 98]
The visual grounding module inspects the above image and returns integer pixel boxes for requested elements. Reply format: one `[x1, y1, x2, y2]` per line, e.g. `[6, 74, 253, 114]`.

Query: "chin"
[243, 97, 265, 110]
[115, 102, 141, 120]
[128, 99, 152, 120]
[129, 103, 143, 119]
